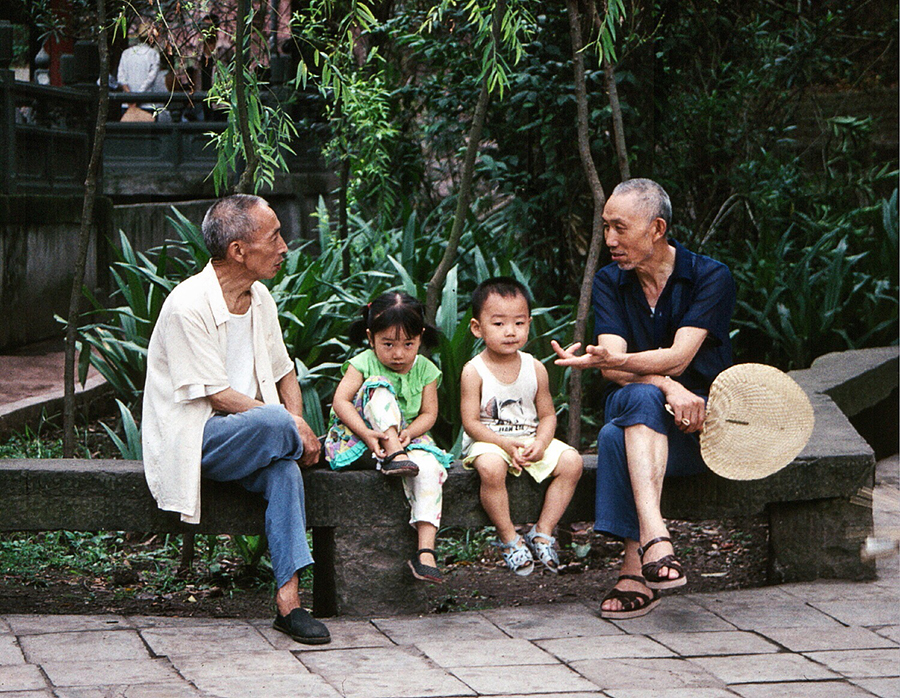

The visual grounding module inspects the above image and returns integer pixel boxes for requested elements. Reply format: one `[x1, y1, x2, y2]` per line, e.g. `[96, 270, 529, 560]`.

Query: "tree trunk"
[63, 0, 110, 456]
[235, 0, 260, 194]
[425, 0, 506, 324]
[565, 0, 608, 447]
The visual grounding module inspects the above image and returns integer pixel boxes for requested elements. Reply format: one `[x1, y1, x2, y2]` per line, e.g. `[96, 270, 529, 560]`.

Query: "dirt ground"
[0, 517, 769, 618]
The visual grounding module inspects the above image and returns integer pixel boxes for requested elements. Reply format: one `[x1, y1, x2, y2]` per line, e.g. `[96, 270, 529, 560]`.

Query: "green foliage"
[0, 531, 289, 597]
[207, 65, 300, 195]
[729, 191, 899, 369]
[100, 399, 142, 460]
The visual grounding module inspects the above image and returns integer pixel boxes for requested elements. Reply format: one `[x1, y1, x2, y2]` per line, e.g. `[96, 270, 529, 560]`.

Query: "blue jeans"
[201, 404, 313, 588]
[594, 383, 706, 542]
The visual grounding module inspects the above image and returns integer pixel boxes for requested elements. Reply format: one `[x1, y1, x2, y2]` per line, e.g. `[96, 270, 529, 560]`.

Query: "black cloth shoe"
[272, 608, 331, 645]
[380, 450, 419, 476]
[408, 548, 444, 583]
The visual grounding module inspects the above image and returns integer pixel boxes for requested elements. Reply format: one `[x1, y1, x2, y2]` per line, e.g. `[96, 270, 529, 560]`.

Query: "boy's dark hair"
[348, 291, 441, 348]
[471, 276, 532, 319]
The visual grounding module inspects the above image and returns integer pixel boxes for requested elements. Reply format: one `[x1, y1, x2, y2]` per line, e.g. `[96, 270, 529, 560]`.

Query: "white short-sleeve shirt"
[141, 262, 294, 523]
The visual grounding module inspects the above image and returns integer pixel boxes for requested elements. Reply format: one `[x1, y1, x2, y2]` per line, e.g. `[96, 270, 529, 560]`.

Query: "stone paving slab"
[0, 691, 56, 698]
[649, 630, 779, 656]
[759, 625, 897, 651]
[19, 629, 149, 663]
[729, 680, 872, 697]
[850, 677, 900, 697]
[603, 690, 738, 698]
[128, 615, 252, 629]
[168, 649, 310, 682]
[39, 658, 180, 687]
[536, 634, 674, 662]
[371, 612, 510, 645]
[570, 657, 725, 690]
[690, 587, 844, 630]
[0, 634, 25, 665]
[332, 667, 476, 698]
[417, 638, 558, 668]
[608, 595, 736, 634]
[874, 625, 900, 643]
[54, 683, 203, 698]
[691, 652, 840, 684]
[253, 617, 394, 651]
[0, 663, 48, 691]
[139, 624, 274, 656]
[193, 673, 342, 698]
[449, 663, 600, 695]
[480, 603, 622, 639]
[803, 648, 900, 678]
[298, 646, 436, 678]
[808, 597, 900, 626]
[4, 614, 132, 635]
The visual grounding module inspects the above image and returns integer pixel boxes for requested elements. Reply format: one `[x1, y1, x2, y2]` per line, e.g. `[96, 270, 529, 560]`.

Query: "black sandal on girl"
[599, 575, 661, 619]
[639, 536, 687, 590]
[380, 450, 419, 476]
[408, 548, 444, 583]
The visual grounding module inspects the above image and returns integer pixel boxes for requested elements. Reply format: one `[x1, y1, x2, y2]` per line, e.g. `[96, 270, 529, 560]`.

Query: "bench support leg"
[315, 524, 429, 616]
[767, 497, 876, 583]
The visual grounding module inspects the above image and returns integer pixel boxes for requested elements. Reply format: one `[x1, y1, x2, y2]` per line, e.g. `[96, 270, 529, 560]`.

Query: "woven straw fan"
[670, 363, 815, 481]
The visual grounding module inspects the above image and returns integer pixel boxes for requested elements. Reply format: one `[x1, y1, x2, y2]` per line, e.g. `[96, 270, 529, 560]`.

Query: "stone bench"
[0, 346, 896, 616]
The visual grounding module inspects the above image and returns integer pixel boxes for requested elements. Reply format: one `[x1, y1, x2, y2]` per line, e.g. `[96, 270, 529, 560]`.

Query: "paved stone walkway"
[1, 454, 897, 698]
[0, 575, 897, 698]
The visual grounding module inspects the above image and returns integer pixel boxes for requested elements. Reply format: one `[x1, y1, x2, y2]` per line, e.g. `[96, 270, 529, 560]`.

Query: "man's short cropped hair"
[202, 194, 267, 261]
[610, 178, 672, 230]
[471, 276, 533, 319]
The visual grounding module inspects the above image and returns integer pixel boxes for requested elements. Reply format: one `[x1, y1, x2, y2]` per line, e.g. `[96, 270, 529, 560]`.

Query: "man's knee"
[616, 383, 666, 409]
[250, 404, 295, 432]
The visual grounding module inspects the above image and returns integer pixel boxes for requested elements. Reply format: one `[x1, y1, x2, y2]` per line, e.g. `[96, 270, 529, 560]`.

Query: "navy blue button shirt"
[592, 239, 736, 397]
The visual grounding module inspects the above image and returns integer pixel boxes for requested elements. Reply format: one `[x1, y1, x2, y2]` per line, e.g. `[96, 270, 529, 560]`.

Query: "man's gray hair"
[611, 178, 672, 230]
[202, 194, 267, 261]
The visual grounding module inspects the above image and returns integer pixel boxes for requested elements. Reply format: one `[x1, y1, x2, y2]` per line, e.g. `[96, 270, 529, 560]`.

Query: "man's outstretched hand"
[551, 340, 614, 369]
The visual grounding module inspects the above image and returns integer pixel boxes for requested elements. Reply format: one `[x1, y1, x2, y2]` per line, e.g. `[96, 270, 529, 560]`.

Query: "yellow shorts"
[462, 437, 576, 484]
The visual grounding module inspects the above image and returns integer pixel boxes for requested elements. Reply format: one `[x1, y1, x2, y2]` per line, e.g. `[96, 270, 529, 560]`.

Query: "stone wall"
[0, 195, 110, 351]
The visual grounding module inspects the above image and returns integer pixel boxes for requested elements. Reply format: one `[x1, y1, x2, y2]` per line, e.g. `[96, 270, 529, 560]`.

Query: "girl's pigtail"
[420, 322, 441, 349]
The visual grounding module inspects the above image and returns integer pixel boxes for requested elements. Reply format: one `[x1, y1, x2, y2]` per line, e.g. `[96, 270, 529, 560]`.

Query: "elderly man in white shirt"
[142, 194, 330, 644]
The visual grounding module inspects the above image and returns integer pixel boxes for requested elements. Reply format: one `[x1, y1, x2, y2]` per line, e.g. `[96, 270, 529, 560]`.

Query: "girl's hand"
[398, 429, 412, 448]
[520, 439, 547, 463]
[361, 428, 388, 459]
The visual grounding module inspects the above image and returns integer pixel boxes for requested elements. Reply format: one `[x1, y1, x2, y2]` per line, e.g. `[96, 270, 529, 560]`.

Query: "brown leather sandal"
[639, 536, 687, 590]
[599, 574, 661, 619]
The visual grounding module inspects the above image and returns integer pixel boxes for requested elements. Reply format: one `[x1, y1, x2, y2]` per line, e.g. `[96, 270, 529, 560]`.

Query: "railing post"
[0, 21, 14, 194]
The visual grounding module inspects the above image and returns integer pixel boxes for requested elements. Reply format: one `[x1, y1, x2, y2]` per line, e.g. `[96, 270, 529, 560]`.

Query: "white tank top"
[463, 351, 539, 452]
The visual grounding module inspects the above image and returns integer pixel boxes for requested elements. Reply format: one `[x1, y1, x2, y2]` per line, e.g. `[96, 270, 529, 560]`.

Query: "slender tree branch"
[565, 0, 609, 447]
[425, 0, 506, 324]
[64, 0, 110, 456]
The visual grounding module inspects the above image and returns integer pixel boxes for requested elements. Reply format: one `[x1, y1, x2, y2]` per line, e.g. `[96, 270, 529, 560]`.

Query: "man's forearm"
[208, 387, 265, 414]
[276, 372, 303, 417]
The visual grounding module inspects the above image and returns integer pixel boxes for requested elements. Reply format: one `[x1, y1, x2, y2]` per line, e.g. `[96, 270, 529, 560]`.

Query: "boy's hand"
[500, 438, 528, 472]
[361, 428, 388, 459]
[520, 439, 547, 463]
[398, 429, 412, 448]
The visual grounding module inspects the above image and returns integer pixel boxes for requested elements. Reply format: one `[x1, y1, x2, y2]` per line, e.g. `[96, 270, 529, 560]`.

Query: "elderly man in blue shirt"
[553, 178, 735, 619]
